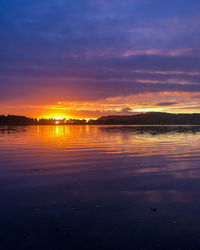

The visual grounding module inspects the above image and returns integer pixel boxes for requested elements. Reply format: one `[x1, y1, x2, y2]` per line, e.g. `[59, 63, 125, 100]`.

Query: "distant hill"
[0, 115, 37, 125]
[90, 112, 200, 125]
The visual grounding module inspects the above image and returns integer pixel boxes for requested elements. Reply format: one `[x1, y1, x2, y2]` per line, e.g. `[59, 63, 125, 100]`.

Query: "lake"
[1, 125, 200, 250]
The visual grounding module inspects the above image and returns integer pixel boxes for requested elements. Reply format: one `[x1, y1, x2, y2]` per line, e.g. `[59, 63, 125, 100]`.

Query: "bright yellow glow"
[40, 113, 77, 120]
[41, 114, 66, 119]
[53, 117, 65, 120]
[55, 121, 60, 124]
[133, 107, 165, 112]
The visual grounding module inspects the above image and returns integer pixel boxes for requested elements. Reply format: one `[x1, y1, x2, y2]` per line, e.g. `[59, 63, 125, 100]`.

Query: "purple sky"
[1, 0, 200, 118]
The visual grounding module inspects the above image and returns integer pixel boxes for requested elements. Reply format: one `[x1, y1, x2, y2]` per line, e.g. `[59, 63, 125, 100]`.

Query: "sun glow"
[53, 116, 66, 120]
[40, 113, 71, 120]
[38, 111, 95, 121]
[39, 110, 90, 120]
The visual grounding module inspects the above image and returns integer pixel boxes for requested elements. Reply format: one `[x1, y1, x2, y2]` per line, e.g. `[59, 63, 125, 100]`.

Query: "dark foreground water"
[1, 125, 200, 250]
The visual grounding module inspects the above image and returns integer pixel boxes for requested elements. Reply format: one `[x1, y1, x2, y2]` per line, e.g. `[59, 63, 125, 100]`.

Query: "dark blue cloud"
[157, 102, 177, 106]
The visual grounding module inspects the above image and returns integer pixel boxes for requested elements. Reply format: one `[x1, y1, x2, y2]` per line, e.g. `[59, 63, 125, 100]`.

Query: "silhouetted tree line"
[0, 115, 88, 125]
[1, 112, 200, 125]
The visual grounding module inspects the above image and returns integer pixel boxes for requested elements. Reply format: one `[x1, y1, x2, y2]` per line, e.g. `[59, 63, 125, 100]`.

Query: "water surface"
[1, 125, 200, 250]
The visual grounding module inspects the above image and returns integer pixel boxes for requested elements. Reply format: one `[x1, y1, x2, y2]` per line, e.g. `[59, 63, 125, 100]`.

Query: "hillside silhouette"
[89, 112, 200, 125]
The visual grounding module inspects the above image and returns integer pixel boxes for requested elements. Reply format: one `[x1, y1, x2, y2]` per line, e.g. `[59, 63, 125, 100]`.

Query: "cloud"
[120, 107, 133, 112]
[156, 102, 177, 106]
[1, 0, 200, 116]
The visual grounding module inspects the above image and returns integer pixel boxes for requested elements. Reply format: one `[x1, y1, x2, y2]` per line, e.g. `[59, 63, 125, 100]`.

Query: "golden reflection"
[50, 125, 70, 137]
[30, 125, 200, 153]
[3, 125, 200, 161]
[2, 125, 200, 177]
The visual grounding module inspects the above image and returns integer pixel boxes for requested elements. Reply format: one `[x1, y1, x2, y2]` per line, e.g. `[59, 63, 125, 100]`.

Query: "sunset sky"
[1, 0, 200, 119]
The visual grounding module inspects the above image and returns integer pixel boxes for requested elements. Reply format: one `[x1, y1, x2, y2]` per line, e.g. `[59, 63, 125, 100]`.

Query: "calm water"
[1, 125, 200, 250]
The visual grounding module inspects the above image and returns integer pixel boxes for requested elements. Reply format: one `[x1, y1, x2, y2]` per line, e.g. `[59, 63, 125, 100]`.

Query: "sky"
[1, 0, 200, 119]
